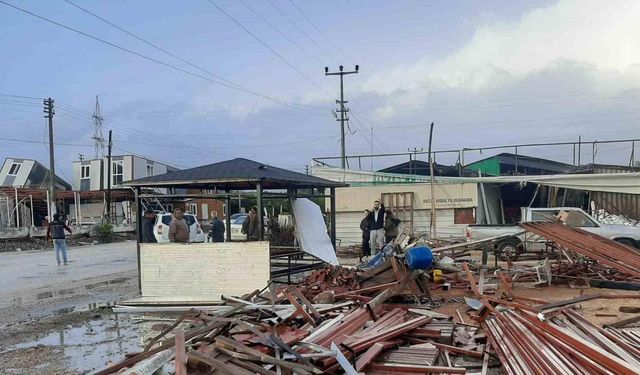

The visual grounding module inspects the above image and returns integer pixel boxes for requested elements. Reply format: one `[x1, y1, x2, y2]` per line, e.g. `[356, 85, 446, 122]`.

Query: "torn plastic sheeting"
[292, 198, 339, 265]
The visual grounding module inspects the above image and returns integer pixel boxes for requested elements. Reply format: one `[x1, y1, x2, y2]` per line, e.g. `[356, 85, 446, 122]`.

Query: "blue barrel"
[405, 246, 433, 270]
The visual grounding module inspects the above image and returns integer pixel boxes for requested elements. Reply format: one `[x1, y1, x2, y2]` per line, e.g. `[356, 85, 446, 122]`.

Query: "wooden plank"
[462, 262, 480, 297]
[174, 330, 187, 375]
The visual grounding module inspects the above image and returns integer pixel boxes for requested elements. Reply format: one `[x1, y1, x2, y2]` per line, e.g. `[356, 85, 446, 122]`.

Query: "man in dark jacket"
[369, 200, 385, 254]
[141, 210, 157, 243]
[46, 213, 73, 265]
[208, 211, 225, 242]
[242, 207, 260, 241]
[360, 209, 371, 259]
[384, 209, 400, 244]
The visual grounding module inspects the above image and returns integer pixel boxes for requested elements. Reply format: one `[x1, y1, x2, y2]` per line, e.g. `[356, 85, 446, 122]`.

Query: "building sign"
[311, 165, 431, 185]
[333, 183, 478, 211]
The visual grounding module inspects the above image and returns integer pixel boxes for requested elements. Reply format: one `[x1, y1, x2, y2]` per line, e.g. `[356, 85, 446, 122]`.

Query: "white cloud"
[360, 0, 640, 106]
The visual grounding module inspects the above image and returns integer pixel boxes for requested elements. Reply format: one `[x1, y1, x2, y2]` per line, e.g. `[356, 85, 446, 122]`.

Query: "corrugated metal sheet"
[591, 165, 640, 220]
[335, 209, 467, 246]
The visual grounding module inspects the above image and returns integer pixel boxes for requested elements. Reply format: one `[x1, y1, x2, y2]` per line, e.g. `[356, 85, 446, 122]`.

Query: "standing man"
[360, 209, 372, 260]
[46, 213, 73, 265]
[242, 207, 260, 241]
[169, 208, 190, 243]
[369, 200, 385, 254]
[141, 210, 157, 243]
[384, 209, 400, 244]
[208, 211, 225, 243]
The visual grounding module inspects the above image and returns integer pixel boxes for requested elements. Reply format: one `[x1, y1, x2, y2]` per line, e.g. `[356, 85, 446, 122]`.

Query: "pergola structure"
[125, 158, 347, 285]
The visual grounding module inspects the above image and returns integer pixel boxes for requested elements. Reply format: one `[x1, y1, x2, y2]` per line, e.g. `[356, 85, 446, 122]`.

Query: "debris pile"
[98, 222, 640, 374]
[485, 307, 640, 374]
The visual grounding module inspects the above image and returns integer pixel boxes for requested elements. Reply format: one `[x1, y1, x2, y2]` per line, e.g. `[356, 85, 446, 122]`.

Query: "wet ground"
[0, 312, 142, 374]
[0, 277, 140, 375]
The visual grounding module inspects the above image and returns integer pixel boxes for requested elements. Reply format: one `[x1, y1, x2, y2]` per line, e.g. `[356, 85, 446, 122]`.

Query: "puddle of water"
[12, 313, 144, 374]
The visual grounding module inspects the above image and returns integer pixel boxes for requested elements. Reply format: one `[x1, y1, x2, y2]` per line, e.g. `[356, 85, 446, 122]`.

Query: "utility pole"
[44, 98, 56, 215]
[427, 123, 436, 241]
[106, 130, 113, 222]
[325, 65, 359, 169]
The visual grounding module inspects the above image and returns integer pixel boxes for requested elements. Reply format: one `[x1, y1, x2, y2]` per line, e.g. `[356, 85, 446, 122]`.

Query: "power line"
[0, 135, 93, 147]
[237, 0, 324, 66]
[0, 0, 327, 115]
[287, 0, 353, 64]
[205, 0, 331, 96]
[266, 0, 336, 62]
[62, 0, 244, 92]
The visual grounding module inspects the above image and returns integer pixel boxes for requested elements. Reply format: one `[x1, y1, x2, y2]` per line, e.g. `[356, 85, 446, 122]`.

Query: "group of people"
[141, 207, 226, 243]
[360, 200, 401, 259]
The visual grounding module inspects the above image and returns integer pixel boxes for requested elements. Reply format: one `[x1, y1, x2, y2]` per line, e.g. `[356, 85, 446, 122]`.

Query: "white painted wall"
[0, 159, 35, 187]
[72, 159, 103, 190]
[140, 242, 270, 302]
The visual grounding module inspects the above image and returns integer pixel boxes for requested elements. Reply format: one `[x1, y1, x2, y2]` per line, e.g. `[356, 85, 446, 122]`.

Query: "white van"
[154, 213, 205, 243]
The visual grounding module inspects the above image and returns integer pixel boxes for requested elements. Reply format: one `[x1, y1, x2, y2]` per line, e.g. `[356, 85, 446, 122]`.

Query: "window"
[565, 211, 598, 228]
[205, 189, 215, 194]
[454, 208, 475, 224]
[8, 163, 21, 176]
[81, 165, 90, 179]
[112, 161, 124, 185]
[146, 164, 154, 177]
[188, 203, 198, 217]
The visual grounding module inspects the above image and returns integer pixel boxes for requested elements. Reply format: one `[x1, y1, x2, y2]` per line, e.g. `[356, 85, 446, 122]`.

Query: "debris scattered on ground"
[24, 221, 640, 374]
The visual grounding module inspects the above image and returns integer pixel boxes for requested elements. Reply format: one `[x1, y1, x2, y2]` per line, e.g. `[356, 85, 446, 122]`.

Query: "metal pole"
[630, 141, 635, 169]
[77, 192, 82, 224]
[256, 181, 264, 241]
[225, 196, 231, 242]
[573, 143, 576, 166]
[106, 130, 113, 222]
[330, 187, 336, 250]
[14, 187, 19, 227]
[514, 146, 518, 174]
[135, 187, 142, 293]
[74, 192, 79, 225]
[592, 141, 596, 164]
[6, 197, 11, 228]
[427, 122, 436, 240]
[46, 190, 51, 223]
[29, 195, 34, 227]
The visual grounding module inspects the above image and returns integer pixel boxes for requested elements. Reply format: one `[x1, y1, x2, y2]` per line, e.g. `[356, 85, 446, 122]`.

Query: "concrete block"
[0, 227, 29, 240]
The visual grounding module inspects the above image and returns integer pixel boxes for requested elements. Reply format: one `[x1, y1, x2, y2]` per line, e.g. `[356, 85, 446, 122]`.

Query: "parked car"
[154, 213, 205, 243]
[229, 214, 248, 240]
[230, 213, 246, 221]
[466, 207, 640, 259]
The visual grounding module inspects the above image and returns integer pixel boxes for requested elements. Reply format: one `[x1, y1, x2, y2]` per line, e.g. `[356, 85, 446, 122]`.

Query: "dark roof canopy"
[125, 158, 346, 190]
[378, 159, 474, 177]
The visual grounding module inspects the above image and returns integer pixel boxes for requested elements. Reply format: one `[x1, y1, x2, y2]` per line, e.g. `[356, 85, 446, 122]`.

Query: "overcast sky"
[1, 0, 639, 182]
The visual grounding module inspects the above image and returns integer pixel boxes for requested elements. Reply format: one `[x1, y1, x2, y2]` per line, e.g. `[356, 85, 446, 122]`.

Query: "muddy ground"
[0, 277, 140, 375]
